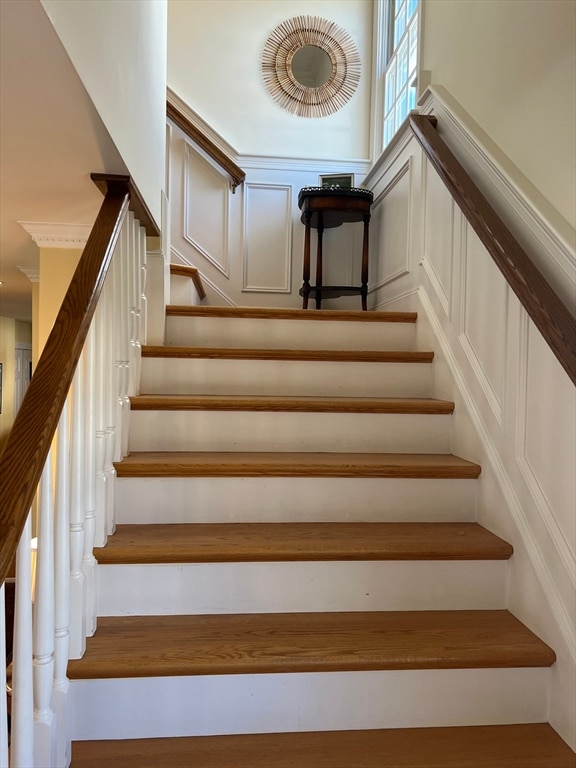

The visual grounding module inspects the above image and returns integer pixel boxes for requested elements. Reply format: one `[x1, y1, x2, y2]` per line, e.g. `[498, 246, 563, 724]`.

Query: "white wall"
[168, 0, 373, 160]
[41, 0, 168, 227]
[421, 0, 576, 231]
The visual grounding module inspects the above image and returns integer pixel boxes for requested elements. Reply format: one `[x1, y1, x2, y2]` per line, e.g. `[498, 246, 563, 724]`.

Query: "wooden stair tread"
[142, 345, 434, 362]
[130, 395, 454, 413]
[166, 304, 418, 323]
[115, 452, 481, 478]
[71, 724, 576, 768]
[67, 610, 555, 679]
[94, 522, 512, 564]
[169, 264, 206, 298]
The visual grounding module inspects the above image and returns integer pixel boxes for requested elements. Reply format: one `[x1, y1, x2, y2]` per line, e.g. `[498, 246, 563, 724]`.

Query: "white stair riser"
[70, 668, 549, 740]
[166, 316, 416, 351]
[116, 477, 477, 524]
[128, 412, 451, 453]
[170, 275, 203, 306]
[140, 358, 432, 398]
[97, 560, 508, 616]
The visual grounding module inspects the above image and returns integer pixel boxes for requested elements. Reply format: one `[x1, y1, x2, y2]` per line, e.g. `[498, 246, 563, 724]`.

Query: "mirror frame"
[262, 16, 361, 118]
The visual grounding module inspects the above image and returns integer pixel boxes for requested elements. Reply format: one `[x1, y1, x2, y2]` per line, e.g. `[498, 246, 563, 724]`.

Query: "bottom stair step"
[71, 724, 576, 768]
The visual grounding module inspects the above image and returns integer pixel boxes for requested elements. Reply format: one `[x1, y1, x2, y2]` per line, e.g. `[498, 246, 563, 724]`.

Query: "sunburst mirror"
[262, 16, 361, 118]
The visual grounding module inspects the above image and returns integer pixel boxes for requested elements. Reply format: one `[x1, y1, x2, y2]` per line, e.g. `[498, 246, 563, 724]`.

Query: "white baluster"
[33, 454, 57, 767]
[105, 245, 120, 530]
[10, 515, 34, 768]
[121, 214, 133, 456]
[53, 400, 71, 768]
[69, 364, 86, 659]
[94, 294, 109, 548]
[129, 216, 143, 397]
[0, 585, 8, 768]
[140, 226, 148, 348]
[82, 326, 98, 638]
[116, 217, 131, 460]
[128, 213, 137, 398]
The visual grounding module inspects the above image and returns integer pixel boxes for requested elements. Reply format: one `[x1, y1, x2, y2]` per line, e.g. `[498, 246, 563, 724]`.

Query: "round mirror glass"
[291, 45, 333, 87]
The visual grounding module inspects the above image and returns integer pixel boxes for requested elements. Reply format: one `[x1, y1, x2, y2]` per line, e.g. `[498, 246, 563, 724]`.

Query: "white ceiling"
[0, 0, 127, 322]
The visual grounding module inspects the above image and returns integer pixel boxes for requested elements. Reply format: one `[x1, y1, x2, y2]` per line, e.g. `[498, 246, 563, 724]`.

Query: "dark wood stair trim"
[166, 305, 418, 323]
[129, 395, 454, 414]
[71, 724, 576, 768]
[169, 264, 206, 299]
[141, 346, 434, 363]
[114, 452, 481, 479]
[94, 522, 513, 564]
[67, 610, 556, 679]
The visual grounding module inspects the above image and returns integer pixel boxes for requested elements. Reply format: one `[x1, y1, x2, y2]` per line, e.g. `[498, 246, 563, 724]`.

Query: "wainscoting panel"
[422, 159, 454, 316]
[517, 314, 576, 568]
[370, 160, 411, 292]
[243, 183, 292, 293]
[458, 223, 508, 422]
[184, 143, 230, 277]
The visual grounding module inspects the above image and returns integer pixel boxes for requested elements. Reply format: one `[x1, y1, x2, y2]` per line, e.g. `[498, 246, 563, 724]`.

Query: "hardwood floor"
[71, 724, 576, 767]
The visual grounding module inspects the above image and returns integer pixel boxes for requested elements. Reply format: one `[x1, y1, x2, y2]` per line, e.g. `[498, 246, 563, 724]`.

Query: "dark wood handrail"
[0, 178, 131, 585]
[410, 114, 576, 386]
[167, 101, 246, 192]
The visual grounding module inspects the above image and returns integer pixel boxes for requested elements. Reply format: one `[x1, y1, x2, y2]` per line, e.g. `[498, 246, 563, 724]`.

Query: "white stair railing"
[1, 195, 147, 767]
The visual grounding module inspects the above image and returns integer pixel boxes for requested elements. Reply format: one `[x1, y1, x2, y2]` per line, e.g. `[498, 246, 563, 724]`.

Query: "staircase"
[68, 274, 575, 766]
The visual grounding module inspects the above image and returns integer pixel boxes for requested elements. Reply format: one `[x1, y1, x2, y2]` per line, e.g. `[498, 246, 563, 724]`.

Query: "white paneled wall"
[243, 183, 292, 293]
[363, 89, 575, 748]
[168, 115, 370, 308]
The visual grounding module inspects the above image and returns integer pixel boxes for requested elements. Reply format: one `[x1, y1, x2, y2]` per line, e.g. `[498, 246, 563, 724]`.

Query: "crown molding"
[18, 266, 40, 283]
[18, 221, 92, 249]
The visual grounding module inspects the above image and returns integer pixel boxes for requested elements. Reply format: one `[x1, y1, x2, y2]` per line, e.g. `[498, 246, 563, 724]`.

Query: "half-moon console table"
[298, 186, 373, 310]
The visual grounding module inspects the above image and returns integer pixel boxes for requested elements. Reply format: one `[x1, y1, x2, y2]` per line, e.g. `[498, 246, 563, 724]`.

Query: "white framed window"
[383, 0, 419, 147]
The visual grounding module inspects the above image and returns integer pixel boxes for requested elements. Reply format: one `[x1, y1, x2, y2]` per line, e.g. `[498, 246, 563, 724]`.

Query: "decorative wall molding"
[418, 285, 576, 663]
[456, 221, 506, 425]
[18, 221, 91, 249]
[183, 143, 230, 278]
[421, 160, 453, 317]
[370, 158, 412, 293]
[242, 183, 292, 293]
[419, 85, 576, 313]
[240, 155, 370, 175]
[515, 311, 576, 584]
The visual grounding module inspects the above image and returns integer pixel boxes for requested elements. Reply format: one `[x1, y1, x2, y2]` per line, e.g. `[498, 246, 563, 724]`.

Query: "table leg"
[316, 214, 324, 310]
[361, 213, 370, 311]
[301, 210, 312, 309]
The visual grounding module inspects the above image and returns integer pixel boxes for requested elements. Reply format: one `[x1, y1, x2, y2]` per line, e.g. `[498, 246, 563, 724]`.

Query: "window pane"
[396, 88, 408, 129]
[409, 84, 417, 111]
[407, 0, 418, 22]
[394, 1, 407, 47]
[384, 108, 396, 145]
[385, 61, 396, 112]
[396, 38, 408, 95]
[408, 18, 418, 74]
